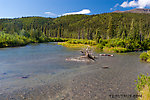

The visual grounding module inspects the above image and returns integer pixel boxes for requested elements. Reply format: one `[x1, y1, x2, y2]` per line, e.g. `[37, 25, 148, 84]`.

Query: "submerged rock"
[19, 75, 30, 79]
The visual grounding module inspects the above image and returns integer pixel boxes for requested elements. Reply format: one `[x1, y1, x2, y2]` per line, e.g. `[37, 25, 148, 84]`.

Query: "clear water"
[0, 42, 150, 96]
[0, 43, 86, 93]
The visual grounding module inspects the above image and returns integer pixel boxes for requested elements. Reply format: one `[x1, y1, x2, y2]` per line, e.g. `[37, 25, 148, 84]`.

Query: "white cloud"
[110, 3, 119, 10]
[114, 3, 119, 8]
[129, 1, 139, 7]
[44, 12, 57, 17]
[120, 1, 129, 8]
[120, 0, 150, 8]
[62, 9, 91, 16]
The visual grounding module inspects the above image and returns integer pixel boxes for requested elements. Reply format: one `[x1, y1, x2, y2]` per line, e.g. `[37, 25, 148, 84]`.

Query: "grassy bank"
[136, 74, 150, 100]
[58, 39, 97, 49]
[58, 38, 149, 53]
[58, 42, 91, 49]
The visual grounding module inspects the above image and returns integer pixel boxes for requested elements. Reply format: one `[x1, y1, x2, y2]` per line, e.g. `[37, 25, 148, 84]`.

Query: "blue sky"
[0, 0, 149, 18]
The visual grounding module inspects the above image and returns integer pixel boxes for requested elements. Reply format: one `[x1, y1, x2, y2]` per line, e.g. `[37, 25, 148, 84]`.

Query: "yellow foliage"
[58, 42, 89, 48]
[147, 58, 150, 63]
[138, 85, 150, 100]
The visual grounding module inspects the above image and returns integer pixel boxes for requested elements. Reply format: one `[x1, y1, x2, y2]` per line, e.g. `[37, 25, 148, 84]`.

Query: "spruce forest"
[0, 13, 150, 52]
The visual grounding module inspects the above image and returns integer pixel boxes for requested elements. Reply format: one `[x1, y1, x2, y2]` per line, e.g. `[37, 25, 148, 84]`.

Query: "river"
[0, 42, 150, 100]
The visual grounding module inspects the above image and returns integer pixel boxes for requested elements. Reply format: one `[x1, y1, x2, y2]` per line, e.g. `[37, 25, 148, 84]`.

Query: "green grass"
[135, 74, 150, 100]
[66, 39, 97, 46]
[58, 42, 96, 49]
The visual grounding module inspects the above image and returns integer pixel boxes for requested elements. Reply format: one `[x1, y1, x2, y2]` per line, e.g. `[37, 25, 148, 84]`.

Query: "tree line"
[0, 13, 150, 49]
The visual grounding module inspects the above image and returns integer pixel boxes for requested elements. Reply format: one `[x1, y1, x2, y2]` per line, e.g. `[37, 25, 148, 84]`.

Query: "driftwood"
[66, 57, 90, 62]
[66, 47, 96, 62]
[80, 48, 96, 61]
[99, 54, 114, 57]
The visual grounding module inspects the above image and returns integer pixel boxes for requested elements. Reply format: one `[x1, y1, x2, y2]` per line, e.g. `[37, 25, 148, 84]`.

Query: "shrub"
[147, 51, 150, 56]
[136, 74, 149, 91]
[140, 52, 149, 61]
[97, 44, 104, 49]
[147, 58, 150, 63]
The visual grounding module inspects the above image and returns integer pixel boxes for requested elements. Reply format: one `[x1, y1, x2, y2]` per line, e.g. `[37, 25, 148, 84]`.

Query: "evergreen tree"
[107, 16, 114, 39]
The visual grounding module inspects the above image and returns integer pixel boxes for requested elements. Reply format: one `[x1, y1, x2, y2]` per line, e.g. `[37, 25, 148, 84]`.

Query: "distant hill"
[113, 8, 150, 13]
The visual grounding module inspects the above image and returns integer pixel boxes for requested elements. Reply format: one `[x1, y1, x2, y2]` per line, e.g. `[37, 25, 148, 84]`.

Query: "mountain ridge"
[113, 8, 150, 13]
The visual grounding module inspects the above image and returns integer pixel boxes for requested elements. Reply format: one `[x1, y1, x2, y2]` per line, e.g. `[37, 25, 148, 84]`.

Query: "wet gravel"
[0, 53, 150, 100]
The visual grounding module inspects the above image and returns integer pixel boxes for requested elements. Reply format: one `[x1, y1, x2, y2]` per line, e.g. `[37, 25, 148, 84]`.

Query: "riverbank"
[58, 41, 129, 53]
[1, 52, 149, 100]
[0, 32, 149, 53]
[58, 39, 150, 53]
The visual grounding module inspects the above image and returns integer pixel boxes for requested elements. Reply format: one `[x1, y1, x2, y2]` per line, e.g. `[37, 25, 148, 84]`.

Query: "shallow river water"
[0, 42, 150, 100]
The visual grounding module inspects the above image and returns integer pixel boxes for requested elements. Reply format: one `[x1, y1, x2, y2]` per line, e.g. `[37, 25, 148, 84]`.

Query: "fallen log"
[87, 53, 96, 61]
[66, 48, 96, 62]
